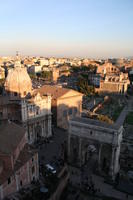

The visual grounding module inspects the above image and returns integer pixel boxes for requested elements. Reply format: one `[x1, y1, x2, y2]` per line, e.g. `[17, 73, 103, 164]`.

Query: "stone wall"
[56, 95, 82, 130]
[0, 153, 39, 200]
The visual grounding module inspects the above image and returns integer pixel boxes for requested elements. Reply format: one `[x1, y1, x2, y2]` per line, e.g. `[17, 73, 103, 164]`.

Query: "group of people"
[81, 175, 100, 196]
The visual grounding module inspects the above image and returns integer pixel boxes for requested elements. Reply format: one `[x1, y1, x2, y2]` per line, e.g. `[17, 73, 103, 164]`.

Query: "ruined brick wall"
[100, 82, 119, 92]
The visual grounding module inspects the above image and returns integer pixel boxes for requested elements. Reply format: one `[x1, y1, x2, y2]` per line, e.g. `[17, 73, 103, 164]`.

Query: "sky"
[0, 0, 133, 58]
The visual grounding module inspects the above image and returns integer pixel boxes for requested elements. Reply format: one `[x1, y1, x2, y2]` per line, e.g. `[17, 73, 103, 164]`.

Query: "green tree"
[41, 71, 52, 80]
[77, 77, 95, 96]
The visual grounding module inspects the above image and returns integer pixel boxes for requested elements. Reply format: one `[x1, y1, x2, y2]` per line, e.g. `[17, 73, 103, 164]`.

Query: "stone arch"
[68, 118, 123, 179]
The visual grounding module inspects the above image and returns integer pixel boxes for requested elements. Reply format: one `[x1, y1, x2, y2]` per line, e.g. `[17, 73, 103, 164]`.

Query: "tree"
[77, 77, 95, 96]
[41, 71, 52, 80]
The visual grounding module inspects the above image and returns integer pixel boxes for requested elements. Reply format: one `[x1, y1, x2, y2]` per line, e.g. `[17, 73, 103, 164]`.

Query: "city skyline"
[0, 0, 133, 58]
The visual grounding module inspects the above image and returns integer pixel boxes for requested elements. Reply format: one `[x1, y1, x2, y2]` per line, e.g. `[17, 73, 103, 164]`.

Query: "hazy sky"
[0, 0, 133, 58]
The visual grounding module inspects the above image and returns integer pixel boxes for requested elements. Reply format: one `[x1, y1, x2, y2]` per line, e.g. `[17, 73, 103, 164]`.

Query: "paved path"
[38, 127, 67, 164]
[70, 165, 133, 200]
[115, 97, 133, 126]
[92, 174, 132, 200]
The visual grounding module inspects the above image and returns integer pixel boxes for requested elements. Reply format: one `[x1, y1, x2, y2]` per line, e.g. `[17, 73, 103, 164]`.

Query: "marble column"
[42, 120, 45, 137]
[26, 125, 29, 143]
[68, 135, 71, 162]
[78, 138, 82, 167]
[98, 143, 102, 172]
[44, 119, 46, 137]
[45, 119, 48, 137]
[113, 145, 120, 175]
[48, 116, 52, 137]
[30, 124, 32, 143]
[109, 146, 116, 179]
[15, 173, 19, 191]
[33, 123, 36, 142]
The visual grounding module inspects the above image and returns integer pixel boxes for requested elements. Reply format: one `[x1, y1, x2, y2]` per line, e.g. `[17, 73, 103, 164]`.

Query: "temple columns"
[78, 138, 82, 167]
[109, 146, 116, 179]
[15, 174, 19, 191]
[68, 135, 71, 161]
[41, 120, 45, 137]
[113, 145, 120, 175]
[48, 116, 52, 137]
[98, 143, 102, 172]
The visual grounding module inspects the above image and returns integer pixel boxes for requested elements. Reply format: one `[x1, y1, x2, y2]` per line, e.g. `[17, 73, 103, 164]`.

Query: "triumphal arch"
[68, 117, 123, 179]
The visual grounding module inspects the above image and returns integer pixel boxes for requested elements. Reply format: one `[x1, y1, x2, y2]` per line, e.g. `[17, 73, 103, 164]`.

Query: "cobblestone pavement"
[37, 127, 133, 200]
[38, 127, 68, 165]
[69, 163, 133, 200]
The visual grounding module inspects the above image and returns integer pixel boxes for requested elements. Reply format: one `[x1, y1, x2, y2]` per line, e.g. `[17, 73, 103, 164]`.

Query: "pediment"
[60, 90, 83, 99]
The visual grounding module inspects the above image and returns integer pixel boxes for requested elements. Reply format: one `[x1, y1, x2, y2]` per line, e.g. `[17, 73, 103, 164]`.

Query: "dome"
[4, 66, 32, 98]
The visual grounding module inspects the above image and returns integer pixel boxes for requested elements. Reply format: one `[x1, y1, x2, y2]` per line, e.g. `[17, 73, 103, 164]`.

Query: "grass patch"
[125, 112, 133, 125]
[97, 103, 124, 122]
[112, 106, 124, 121]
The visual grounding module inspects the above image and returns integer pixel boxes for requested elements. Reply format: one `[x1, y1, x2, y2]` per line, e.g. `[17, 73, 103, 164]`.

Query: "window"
[8, 177, 11, 184]
[73, 107, 77, 115]
[28, 131, 30, 141]
[14, 92, 17, 96]
[24, 91, 26, 96]
[20, 180, 23, 186]
[63, 110, 67, 117]
[0, 112, 3, 117]
[90, 131, 93, 135]
[32, 166, 35, 174]
[68, 108, 72, 115]
[32, 157, 34, 162]
[36, 107, 40, 115]
[29, 106, 32, 113]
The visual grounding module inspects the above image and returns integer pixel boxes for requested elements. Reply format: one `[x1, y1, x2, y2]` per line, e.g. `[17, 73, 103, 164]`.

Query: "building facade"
[36, 85, 83, 130]
[97, 73, 130, 94]
[0, 58, 52, 144]
[0, 66, 5, 79]
[0, 121, 39, 200]
[97, 63, 120, 75]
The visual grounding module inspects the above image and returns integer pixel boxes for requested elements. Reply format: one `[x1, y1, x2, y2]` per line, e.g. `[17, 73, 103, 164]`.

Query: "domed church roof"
[4, 60, 32, 98]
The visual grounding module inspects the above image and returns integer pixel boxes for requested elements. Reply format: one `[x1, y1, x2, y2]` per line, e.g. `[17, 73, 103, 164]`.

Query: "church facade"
[0, 57, 52, 144]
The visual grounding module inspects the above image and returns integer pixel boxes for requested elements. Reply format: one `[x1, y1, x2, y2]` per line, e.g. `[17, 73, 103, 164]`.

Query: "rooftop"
[70, 117, 120, 131]
[35, 85, 83, 99]
[0, 120, 25, 154]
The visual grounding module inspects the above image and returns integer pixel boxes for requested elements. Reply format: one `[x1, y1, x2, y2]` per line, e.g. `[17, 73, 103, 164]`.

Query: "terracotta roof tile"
[0, 121, 25, 154]
[35, 85, 83, 99]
